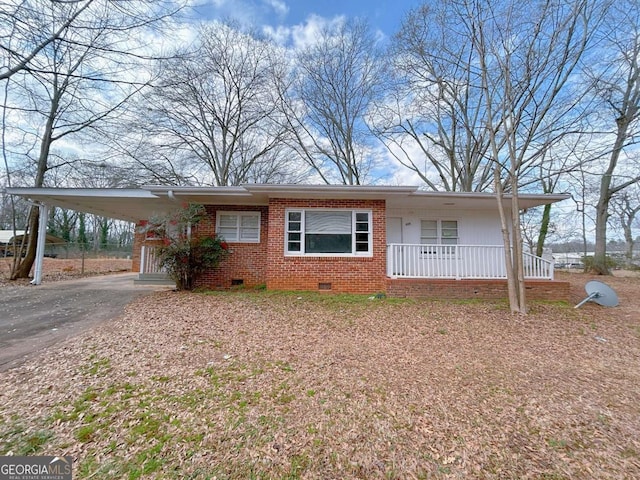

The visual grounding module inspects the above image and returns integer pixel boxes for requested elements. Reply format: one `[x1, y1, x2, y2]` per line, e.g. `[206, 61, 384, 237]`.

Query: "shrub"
[149, 204, 228, 290]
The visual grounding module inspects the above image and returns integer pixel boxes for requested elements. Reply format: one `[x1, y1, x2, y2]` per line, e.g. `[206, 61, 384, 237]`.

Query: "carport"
[3, 188, 177, 284]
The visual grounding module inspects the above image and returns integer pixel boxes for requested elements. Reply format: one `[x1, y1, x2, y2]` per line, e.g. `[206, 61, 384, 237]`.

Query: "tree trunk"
[10, 208, 39, 279]
[623, 223, 634, 268]
[536, 203, 552, 258]
[10, 89, 59, 279]
[495, 169, 521, 313]
[510, 176, 527, 314]
[592, 189, 610, 274]
[592, 128, 627, 274]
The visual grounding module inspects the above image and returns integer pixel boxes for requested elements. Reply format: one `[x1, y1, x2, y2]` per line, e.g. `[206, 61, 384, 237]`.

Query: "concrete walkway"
[0, 273, 171, 371]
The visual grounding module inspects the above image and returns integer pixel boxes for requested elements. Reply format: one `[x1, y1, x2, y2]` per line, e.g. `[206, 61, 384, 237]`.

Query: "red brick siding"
[132, 227, 144, 273]
[266, 198, 387, 294]
[195, 205, 268, 289]
[386, 278, 571, 302]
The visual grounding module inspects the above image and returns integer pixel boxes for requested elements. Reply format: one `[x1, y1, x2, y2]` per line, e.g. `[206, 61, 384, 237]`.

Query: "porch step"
[134, 273, 175, 286]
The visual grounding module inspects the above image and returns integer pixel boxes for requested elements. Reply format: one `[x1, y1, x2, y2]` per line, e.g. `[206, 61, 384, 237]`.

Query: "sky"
[178, 0, 429, 188]
[189, 0, 423, 44]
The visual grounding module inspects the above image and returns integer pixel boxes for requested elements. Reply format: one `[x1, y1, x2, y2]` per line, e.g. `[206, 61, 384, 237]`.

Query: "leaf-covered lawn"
[0, 258, 132, 286]
[1, 273, 639, 479]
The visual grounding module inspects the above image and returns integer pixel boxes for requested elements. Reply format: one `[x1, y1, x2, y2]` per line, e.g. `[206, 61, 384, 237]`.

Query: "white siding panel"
[387, 208, 504, 245]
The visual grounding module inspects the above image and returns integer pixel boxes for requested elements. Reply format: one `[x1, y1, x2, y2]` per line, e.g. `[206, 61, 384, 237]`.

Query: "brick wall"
[386, 278, 571, 302]
[266, 198, 387, 294]
[132, 226, 144, 273]
[195, 205, 269, 289]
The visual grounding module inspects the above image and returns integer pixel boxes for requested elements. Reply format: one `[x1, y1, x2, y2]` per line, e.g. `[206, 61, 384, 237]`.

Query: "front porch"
[385, 244, 569, 301]
[386, 244, 554, 280]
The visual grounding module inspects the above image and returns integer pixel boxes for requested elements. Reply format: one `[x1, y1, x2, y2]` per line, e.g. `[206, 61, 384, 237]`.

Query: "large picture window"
[286, 209, 372, 256]
[216, 211, 260, 242]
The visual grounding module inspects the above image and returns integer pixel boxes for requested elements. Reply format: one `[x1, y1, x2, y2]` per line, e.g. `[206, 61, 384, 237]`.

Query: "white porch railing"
[386, 244, 554, 280]
[139, 245, 164, 274]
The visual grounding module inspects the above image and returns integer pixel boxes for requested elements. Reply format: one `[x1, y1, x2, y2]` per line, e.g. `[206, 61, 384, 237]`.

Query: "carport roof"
[5, 185, 570, 222]
[5, 188, 177, 223]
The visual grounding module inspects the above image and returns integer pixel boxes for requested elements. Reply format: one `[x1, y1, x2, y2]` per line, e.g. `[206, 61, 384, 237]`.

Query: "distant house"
[6, 184, 570, 300]
[0, 229, 64, 257]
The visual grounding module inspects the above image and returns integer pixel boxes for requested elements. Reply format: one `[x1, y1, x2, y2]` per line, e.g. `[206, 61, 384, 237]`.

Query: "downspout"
[167, 190, 191, 238]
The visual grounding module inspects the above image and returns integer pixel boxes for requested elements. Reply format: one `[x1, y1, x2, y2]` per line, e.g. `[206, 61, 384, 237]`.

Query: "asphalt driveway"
[0, 273, 170, 371]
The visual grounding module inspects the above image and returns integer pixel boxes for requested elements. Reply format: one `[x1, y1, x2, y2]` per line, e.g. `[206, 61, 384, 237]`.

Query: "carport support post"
[31, 203, 49, 285]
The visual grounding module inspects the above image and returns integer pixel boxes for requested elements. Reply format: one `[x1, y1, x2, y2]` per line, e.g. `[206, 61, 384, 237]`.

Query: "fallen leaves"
[0, 258, 132, 286]
[0, 272, 639, 478]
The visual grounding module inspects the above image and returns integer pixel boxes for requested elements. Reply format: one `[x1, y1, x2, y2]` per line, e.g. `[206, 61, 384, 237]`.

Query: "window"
[216, 211, 260, 242]
[420, 220, 458, 254]
[285, 209, 372, 256]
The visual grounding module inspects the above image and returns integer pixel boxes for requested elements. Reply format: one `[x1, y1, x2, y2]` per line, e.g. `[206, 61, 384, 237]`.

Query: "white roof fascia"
[388, 191, 570, 210]
[143, 185, 251, 196]
[143, 185, 265, 205]
[243, 184, 419, 199]
[7, 187, 158, 198]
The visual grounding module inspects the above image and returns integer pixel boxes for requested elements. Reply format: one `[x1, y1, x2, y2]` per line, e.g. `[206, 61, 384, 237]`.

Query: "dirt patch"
[0, 273, 638, 479]
[0, 258, 132, 287]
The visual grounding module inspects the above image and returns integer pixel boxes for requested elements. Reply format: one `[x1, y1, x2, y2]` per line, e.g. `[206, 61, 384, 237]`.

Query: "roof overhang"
[389, 191, 570, 210]
[4, 188, 177, 222]
[4, 185, 570, 221]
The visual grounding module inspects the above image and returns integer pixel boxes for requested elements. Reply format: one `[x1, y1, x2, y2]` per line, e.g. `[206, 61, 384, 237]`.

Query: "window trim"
[420, 219, 459, 255]
[215, 211, 261, 243]
[285, 208, 373, 257]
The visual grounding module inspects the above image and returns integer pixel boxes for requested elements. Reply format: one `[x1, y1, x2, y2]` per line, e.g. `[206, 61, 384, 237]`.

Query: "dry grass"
[0, 272, 639, 479]
[0, 258, 132, 286]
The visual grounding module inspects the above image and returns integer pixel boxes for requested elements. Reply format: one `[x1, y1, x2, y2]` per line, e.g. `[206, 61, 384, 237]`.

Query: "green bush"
[151, 204, 229, 290]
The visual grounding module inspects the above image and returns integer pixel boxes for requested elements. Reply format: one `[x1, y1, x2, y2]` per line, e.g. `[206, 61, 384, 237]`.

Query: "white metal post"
[140, 245, 146, 274]
[31, 203, 49, 285]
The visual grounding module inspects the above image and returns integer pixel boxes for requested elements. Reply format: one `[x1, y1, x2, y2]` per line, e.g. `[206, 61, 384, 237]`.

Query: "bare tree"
[378, 8, 495, 192]
[586, 0, 640, 274]
[0, 0, 95, 81]
[138, 22, 294, 187]
[527, 134, 597, 258]
[393, 0, 601, 313]
[3, 0, 185, 279]
[611, 188, 640, 268]
[283, 18, 387, 185]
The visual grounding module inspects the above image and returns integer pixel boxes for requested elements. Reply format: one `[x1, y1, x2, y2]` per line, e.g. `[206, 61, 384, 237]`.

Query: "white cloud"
[261, 24, 291, 45]
[195, 0, 289, 29]
[263, 0, 289, 17]
[262, 14, 346, 49]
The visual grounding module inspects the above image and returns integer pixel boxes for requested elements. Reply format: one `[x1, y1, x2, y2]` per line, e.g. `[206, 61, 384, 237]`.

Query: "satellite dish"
[574, 280, 619, 309]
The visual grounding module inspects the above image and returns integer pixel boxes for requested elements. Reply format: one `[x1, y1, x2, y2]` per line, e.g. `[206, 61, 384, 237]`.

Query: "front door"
[386, 217, 403, 244]
[386, 217, 403, 276]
